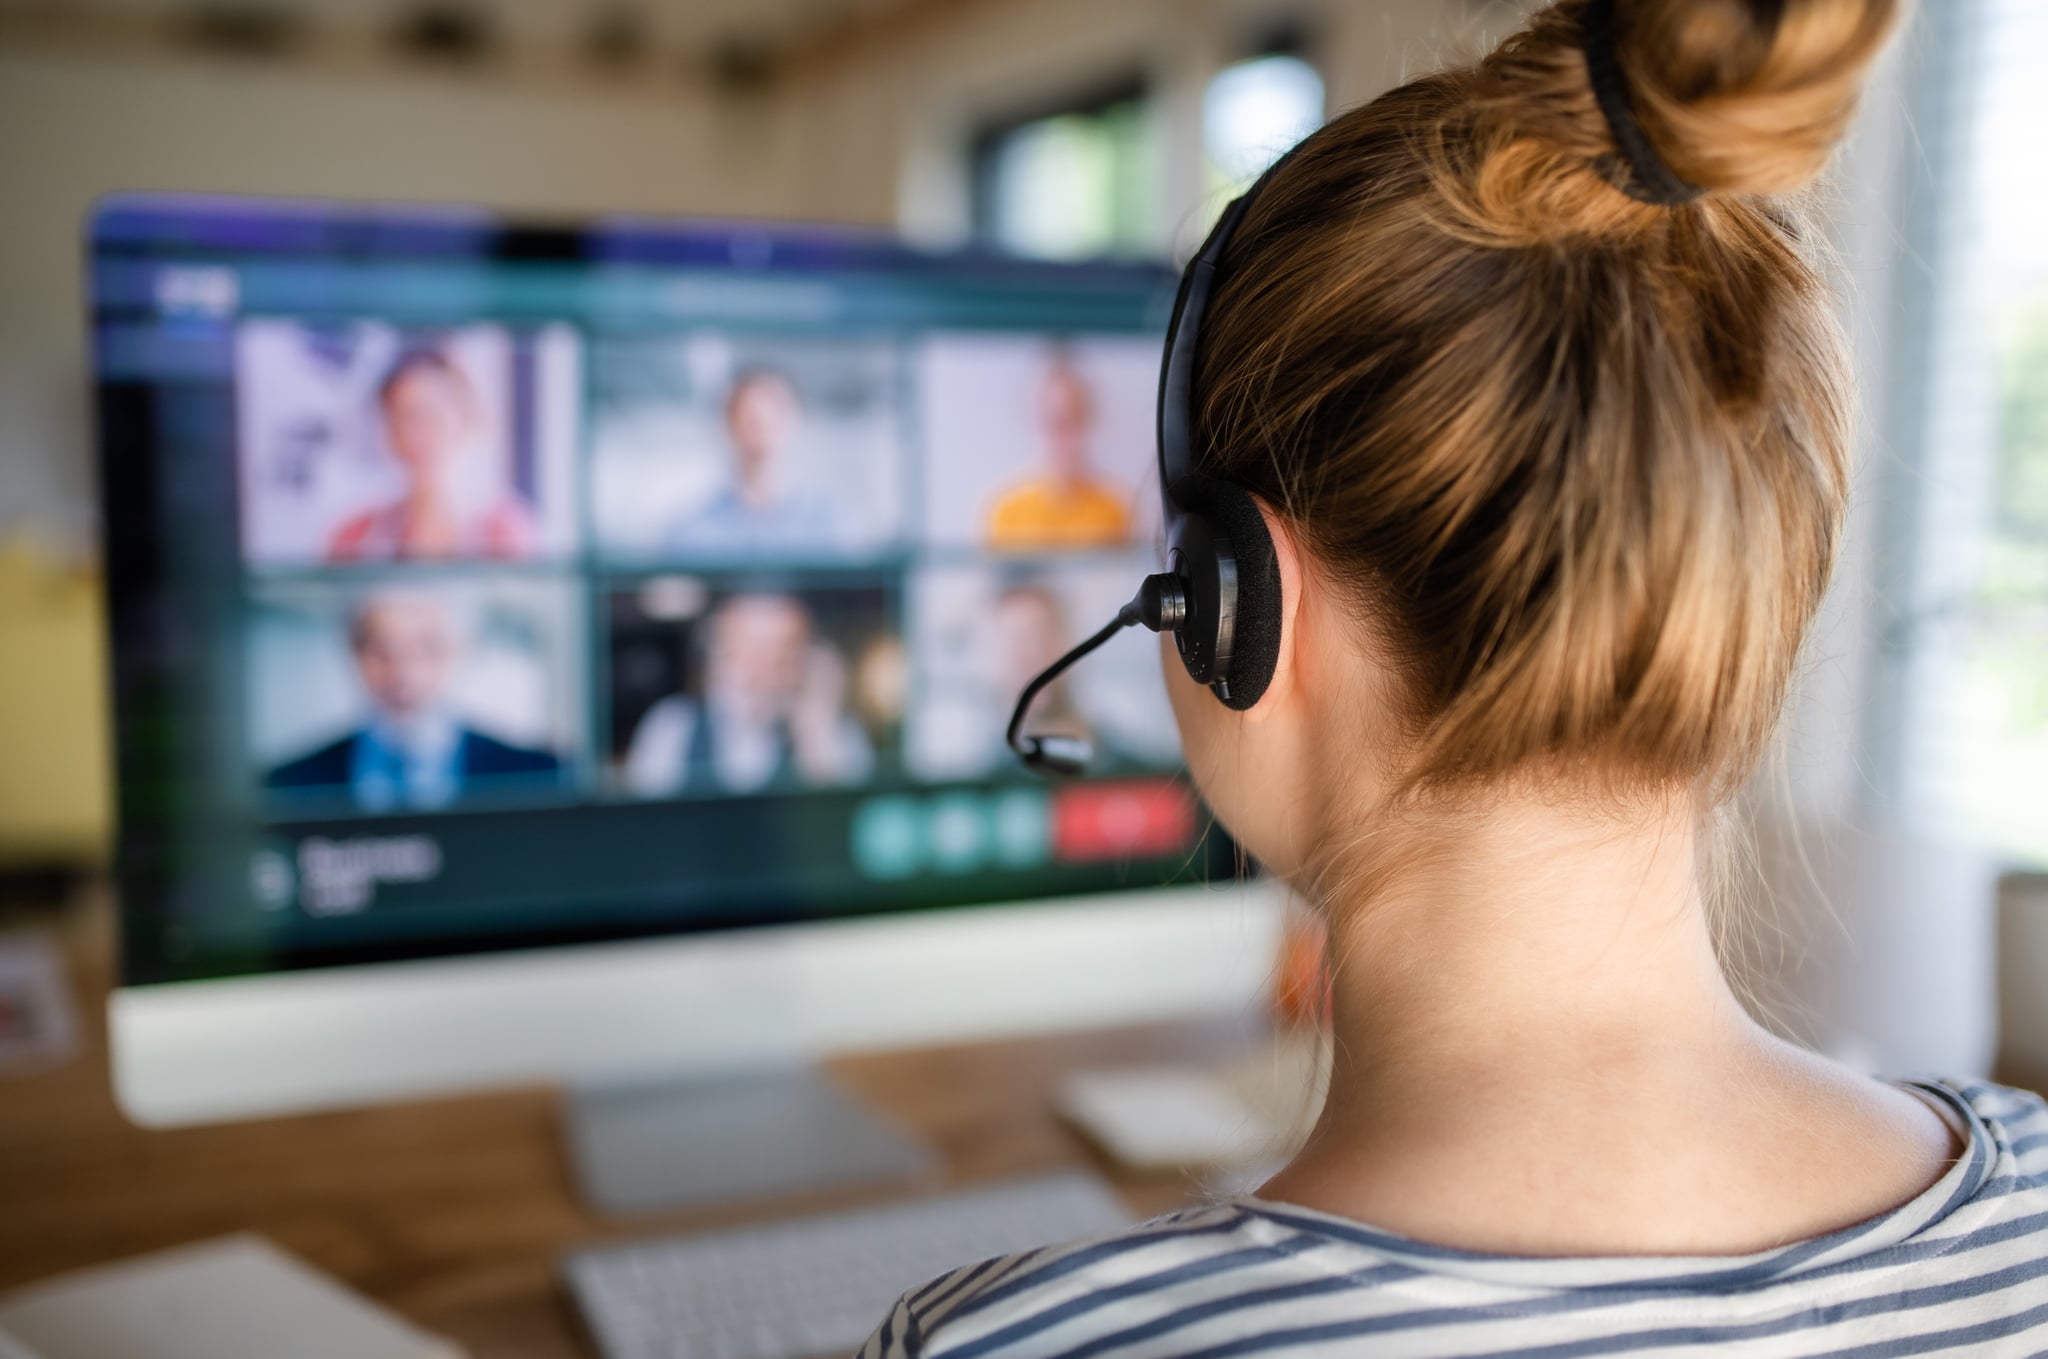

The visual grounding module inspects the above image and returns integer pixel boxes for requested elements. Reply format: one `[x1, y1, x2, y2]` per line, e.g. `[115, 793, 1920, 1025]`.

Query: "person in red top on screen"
[983, 350, 1133, 551]
[327, 348, 537, 563]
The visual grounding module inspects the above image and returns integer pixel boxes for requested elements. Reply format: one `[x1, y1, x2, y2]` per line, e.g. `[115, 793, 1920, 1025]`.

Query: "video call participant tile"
[247, 577, 586, 817]
[236, 320, 582, 568]
[917, 333, 1162, 554]
[905, 557, 1184, 784]
[606, 575, 904, 800]
[588, 332, 907, 564]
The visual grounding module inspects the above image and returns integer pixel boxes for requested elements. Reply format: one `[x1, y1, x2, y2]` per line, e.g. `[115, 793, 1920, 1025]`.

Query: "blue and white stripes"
[860, 1080, 2048, 1358]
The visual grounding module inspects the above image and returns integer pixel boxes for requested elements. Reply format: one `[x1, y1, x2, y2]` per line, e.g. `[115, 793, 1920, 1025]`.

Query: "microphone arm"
[1006, 573, 1188, 777]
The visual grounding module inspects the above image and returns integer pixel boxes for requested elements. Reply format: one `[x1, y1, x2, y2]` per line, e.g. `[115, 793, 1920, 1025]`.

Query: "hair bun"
[1610, 0, 1903, 199]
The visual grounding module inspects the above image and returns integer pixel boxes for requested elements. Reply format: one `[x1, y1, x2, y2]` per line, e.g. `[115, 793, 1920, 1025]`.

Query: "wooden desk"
[0, 893, 1249, 1358]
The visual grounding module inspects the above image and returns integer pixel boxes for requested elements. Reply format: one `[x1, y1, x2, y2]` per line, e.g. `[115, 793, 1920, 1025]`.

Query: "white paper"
[0, 1236, 464, 1359]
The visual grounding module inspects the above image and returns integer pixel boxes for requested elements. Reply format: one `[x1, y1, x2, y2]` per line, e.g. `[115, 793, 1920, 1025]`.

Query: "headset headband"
[1157, 192, 1255, 495]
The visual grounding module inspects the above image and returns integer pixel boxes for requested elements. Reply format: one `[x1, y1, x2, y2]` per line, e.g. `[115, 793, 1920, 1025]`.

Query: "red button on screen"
[1050, 780, 1197, 863]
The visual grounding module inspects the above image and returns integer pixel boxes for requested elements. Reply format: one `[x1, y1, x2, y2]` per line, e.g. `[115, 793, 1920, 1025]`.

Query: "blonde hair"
[1199, 0, 1902, 800]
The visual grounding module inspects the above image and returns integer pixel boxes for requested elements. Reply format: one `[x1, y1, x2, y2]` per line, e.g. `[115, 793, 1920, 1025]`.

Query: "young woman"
[863, 0, 2048, 1353]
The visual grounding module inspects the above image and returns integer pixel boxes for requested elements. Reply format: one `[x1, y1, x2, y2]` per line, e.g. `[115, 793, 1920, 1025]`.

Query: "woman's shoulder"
[856, 1089, 2048, 1359]
[1952, 1076, 2048, 1114]
[1935, 1076, 2048, 1154]
[858, 1197, 1371, 1359]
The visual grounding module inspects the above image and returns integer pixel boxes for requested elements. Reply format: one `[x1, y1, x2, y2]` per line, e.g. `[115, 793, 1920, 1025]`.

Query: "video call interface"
[95, 198, 1235, 985]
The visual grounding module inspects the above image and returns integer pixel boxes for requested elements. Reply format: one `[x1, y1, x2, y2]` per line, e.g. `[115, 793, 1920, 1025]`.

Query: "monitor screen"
[93, 195, 1235, 987]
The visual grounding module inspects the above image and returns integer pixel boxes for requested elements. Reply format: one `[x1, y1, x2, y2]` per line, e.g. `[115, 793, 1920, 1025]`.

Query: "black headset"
[1008, 168, 1287, 776]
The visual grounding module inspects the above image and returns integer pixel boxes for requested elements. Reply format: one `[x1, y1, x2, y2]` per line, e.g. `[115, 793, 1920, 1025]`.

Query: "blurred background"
[0, 0, 2044, 1083]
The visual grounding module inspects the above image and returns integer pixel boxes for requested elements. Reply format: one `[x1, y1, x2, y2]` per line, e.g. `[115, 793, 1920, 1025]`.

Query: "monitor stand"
[561, 1064, 938, 1217]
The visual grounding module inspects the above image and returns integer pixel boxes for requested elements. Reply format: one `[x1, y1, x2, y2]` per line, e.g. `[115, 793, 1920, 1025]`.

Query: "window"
[962, 30, 1322, 262]
[1873, 0, 2048, 861]
[1202, 47, 1325, 199]
[971, 82, 1159, 261]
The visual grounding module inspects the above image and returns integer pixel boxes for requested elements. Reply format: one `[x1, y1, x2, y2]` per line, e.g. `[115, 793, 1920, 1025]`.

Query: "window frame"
[965, 73, 1153, 258]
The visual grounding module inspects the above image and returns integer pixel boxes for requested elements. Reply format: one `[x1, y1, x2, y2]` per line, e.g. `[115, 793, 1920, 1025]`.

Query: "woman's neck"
[1320, 797, 1741, 1081]
[1261, 792, 1956, 1257]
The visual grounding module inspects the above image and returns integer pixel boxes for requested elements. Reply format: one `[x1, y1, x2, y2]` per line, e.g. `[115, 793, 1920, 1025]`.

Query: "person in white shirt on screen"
[266, 591, 561, 811]
[622, 592, 873, 797]
[664, 367, 842, 555]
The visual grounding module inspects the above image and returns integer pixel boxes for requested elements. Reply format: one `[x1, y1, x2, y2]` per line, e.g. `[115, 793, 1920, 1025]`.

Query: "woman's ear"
[1245, 495, 1302, 721]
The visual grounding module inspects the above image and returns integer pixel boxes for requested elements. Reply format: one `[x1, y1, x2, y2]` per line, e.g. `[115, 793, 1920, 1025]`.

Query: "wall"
[856, 0, 1478, 252]
[0, 45, 814, 553]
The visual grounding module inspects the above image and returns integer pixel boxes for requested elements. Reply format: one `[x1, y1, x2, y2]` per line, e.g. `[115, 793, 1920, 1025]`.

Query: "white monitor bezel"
[111, 879, 1285, 1127]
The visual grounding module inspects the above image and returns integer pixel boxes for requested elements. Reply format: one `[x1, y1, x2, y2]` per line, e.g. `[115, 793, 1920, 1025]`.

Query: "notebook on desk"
[0, 1235, 462, 1359]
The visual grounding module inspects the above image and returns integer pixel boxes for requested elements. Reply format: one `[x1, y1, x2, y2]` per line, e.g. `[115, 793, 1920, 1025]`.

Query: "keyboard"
[564, 1171, 1137, 1359]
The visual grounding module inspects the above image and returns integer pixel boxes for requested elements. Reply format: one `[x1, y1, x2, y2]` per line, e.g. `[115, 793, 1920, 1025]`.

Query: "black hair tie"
[1581, 0, 1704, 207]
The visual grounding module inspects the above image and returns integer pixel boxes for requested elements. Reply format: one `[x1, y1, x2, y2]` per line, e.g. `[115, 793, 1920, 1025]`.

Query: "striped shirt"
[859, 1080, 2048, 1358]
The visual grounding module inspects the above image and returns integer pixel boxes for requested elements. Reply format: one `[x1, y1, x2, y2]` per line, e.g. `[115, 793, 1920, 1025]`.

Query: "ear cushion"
[1181, 477, 1281, 712]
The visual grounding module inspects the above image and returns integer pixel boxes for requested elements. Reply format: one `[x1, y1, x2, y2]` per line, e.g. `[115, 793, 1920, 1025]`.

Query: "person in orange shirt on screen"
[983, 349, 1132, 551]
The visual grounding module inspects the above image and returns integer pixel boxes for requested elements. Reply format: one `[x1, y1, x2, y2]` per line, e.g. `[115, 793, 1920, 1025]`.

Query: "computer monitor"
[93, 194, 1281, 1135]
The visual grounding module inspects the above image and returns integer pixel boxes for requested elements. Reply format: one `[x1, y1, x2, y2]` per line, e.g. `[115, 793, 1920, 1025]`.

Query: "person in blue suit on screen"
[266, 590, 562, 812]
